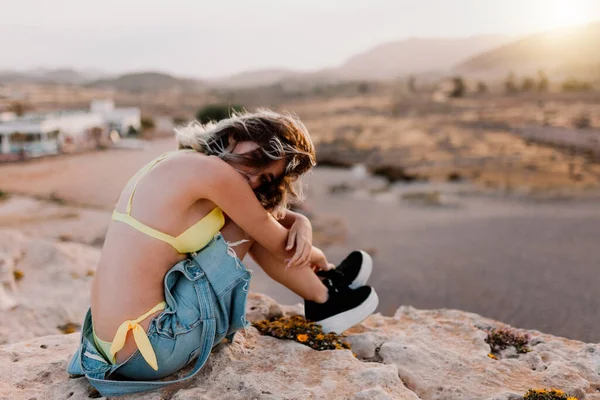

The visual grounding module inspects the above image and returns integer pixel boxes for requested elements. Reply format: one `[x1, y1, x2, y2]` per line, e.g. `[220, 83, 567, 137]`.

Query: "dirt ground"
[2, 137, 600, 342]
[2, 86, 600, 342]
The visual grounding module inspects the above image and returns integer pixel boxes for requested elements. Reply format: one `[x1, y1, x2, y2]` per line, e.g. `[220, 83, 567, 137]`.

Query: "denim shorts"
[67, 233, 252, 397]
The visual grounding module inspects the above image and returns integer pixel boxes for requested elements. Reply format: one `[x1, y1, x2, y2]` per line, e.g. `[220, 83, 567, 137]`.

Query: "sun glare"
[544, 0, 595, 29]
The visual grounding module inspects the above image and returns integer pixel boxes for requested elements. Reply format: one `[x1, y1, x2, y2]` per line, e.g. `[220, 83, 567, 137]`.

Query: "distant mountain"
[210, 68, 341, 89]
[0, 68, 106, 84]
[87, 72, 204, 92]
[457, 22, 600, 77]
[34, 68, 87, 84]
[210, 35, 511, 88]
[212, 69, 301, 88]
[338, 35, 511, 80]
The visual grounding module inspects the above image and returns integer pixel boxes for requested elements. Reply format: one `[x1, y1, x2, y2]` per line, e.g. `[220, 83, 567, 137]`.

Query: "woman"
[67, 109, 378, 396]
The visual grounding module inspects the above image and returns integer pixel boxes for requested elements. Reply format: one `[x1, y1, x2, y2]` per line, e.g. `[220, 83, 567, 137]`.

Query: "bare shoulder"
[166, 151, 243, 190]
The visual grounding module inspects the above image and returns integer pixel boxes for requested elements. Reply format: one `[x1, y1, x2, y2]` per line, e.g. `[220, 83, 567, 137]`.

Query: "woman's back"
[91, 151, 221, 356]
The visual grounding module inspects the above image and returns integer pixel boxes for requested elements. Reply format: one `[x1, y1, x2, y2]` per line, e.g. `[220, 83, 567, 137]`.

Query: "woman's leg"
[248, 242, 328, 303]
[220, 218, 328, 304]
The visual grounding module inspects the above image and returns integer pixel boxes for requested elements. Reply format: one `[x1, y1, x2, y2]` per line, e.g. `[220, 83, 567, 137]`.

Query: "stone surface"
[0, 229, 99, 345]
[345, 306, 600, 400]
[0, 328, 418, 400]
[3, 230, 600, 400]
[4, 301, 600, 400]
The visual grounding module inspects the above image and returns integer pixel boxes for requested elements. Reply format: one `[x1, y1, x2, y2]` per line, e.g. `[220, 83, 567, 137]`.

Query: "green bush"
[476, 81, 488, 94]
[485, 327, 530, 355]
[562, 78, 593, 92]
[140, 116, 155, 131]
[357, 82, 369, 94]
[505, 72, 518, 94]
[127, 125, 139, 136]
[537, 70, 549, 92]
[172, 116, 187, 125]
[449, 76, 466, 98]
[521, 77, 536, 92]
[196, 104, 245, 124]
[572, 113, 592, 129]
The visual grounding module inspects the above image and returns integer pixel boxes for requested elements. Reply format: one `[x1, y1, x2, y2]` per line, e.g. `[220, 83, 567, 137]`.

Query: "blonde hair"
[175, 108, 316, 214]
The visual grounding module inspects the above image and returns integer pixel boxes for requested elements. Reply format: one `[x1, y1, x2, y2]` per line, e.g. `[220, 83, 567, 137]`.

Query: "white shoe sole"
[317, 289, 379, 334]
[349, 250, 373, 289]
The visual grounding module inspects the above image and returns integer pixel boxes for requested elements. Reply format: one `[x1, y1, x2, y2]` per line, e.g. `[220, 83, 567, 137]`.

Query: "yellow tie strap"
[108, 302, 166, 371]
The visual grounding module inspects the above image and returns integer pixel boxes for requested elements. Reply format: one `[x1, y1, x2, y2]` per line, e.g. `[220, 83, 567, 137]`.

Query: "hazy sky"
[2, 0, 600, 78]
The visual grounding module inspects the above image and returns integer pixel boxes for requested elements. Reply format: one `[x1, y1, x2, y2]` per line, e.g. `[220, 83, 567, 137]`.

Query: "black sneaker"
[317, 250, 372, 289]
[305, 282, 379, 334]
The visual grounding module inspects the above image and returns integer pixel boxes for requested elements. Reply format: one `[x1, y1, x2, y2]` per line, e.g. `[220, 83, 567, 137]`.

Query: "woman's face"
[230, 141, 286, 190]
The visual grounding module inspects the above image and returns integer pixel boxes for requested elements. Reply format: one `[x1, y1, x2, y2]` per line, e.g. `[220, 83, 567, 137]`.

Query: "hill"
[0, 68, 90, 84]
[457, 22, 600, 78]
[339, 35, 510, 80]
[87, 71, 204, 92]
[208, 35, 509, 88]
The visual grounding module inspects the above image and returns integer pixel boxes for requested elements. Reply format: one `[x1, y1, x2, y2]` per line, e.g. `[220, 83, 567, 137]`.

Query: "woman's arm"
[277, 209, 308, 228]
[189, 155, 298, 262]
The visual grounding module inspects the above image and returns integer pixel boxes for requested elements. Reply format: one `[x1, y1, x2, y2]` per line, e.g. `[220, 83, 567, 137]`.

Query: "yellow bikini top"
[111, 151, 225, 254]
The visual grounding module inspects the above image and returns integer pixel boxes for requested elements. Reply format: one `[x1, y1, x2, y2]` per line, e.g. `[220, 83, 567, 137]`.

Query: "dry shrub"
[253, 315, 350, 351]
[523, 388, 576, 400]
[485, 327, 530, 355]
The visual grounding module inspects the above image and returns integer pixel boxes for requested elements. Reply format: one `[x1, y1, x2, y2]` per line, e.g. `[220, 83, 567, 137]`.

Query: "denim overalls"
[67, 233, 252, 397]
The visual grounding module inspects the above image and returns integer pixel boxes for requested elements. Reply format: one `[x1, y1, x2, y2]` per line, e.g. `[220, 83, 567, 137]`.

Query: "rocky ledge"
[1, 230, 600, 399]
[3, 293, 600, 399]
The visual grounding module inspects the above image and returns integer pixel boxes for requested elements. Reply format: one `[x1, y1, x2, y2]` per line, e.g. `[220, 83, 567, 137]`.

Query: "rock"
[3, 231, 600, 399]
[357, 306, 600, 400]
[5, 302, 600, 400]
[345, 332, 378, 360]
[0, 328, 419, 400]
[0, 230, 99, 345]
[245, 292, 285, 323]
[0, 251, 18, 311]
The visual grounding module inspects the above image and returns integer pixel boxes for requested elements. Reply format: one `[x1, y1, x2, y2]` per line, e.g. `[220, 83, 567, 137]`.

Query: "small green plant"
[523, 388, 576, 400]
[48, 192, 66, 205]
[505, 72, 519, 94]
[521, 77, 536, 92]
[485, 327, 530, 355]
[57, 322, 81, 334]
[253, 315, 351, 351]
[127, 125, 139, 136]
[572, 113, 592, 129]
[476, 81, 488, 94]
[357, 82, 369, 94]
[172, 116, 187, 125]
[449, 76, 466, 98]
[537, 70, 549, 92]
[0, 190, 9, 201]
[196, 103, 245, 124]
[13, 269, 24, 281]
[562, 78, 593, 92]
[407, 76, 417, 93]
[140, 116, 155, 131]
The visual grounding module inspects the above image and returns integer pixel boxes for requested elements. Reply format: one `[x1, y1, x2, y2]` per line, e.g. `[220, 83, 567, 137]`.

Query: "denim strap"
[84, 277, 217, 397]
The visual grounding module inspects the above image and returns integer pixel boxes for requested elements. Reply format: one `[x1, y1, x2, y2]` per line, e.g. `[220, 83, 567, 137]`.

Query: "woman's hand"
[285, 215, 313, 269]
[306, 246, 335, 271]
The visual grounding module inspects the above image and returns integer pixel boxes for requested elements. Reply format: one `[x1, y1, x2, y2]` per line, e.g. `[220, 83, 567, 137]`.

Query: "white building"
[0, 101, 141, 155]
[91, 100, 141, 136]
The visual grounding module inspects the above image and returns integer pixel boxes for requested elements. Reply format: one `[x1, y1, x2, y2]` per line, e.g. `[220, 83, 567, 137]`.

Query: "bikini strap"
[77, 276, 217, 397]
[125, 151, 189, 215]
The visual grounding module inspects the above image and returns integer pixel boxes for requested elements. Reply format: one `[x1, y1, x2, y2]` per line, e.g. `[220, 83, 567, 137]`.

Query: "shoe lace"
[322, 272, 349, 294]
